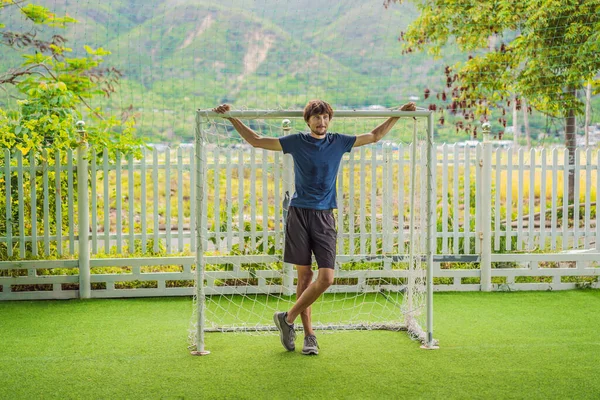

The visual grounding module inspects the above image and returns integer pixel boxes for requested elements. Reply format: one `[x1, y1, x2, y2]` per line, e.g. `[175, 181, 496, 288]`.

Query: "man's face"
[307, 113, 330, 137]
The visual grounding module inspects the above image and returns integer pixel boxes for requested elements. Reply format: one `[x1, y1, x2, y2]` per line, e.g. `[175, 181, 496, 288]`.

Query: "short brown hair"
[303, 99, 334, 123]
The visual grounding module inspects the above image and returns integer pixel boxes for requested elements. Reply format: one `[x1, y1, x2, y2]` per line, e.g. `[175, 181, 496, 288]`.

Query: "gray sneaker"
[273, 312, 296, 351]
[302, 334, 319, 355]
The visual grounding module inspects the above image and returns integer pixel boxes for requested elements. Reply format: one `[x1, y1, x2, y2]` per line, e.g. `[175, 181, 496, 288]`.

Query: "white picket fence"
[1, 143, 599, 300]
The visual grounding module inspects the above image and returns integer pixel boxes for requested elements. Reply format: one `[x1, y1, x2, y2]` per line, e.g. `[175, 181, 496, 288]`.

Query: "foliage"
[0, 1, 144, 157]
[0, 0, 75, 28]
[387, 0, 600, 138]
[0, 1, 146, 260]
[2, 1, 598, 143]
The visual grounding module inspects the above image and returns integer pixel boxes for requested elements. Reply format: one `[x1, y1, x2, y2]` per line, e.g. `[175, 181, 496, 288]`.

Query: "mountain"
[4, 0, 588, 143]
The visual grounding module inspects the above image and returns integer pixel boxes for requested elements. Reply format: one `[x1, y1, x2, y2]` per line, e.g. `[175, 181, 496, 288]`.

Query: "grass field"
[1, 291, 599, 399]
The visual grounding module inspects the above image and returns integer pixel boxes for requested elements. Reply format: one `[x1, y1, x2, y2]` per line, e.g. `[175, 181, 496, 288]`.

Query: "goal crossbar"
[197, 109, 433, 119]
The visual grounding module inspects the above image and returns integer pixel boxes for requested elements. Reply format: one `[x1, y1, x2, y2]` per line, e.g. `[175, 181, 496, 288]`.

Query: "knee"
[298, 271, 313, 287]
[317, 272, 334, 288]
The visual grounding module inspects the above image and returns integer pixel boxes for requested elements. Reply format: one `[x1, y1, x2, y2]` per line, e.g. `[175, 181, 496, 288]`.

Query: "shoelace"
[287, 322, 296, 342]
[305, 335, 319, 348]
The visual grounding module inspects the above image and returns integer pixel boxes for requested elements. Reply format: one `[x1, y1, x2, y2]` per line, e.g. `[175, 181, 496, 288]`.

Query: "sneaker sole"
[273, 313, 294, 351]
[302, 349, 318, 355]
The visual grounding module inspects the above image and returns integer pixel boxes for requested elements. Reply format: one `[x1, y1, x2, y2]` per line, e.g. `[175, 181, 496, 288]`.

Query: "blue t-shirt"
[279, 132, 357, 210]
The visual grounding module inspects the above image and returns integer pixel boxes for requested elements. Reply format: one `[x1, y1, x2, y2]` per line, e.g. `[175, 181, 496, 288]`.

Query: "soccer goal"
[189, 109, 437, 355]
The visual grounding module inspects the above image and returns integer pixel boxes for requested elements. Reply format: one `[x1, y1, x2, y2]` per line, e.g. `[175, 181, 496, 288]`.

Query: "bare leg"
[286, 268, 334, 325]
[295, 265, 314, 336]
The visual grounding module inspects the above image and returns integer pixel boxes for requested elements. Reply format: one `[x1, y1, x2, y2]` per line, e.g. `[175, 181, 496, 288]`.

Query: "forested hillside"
[1, 0, 596, 142]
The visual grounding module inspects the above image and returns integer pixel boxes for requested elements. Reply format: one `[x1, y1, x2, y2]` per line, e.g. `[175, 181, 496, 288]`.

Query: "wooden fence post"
[480, 123, 493, 291]
[76, 121, 91, 299]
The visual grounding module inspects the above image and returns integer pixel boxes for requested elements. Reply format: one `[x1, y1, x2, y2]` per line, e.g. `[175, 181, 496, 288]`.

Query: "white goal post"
[191, 109, 436, 355]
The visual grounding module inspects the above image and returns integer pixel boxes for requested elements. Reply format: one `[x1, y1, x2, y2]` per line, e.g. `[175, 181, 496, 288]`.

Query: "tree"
[387, 0, 600, 202]
[1, 1, 143, 259]
[0, 0, 143, 157]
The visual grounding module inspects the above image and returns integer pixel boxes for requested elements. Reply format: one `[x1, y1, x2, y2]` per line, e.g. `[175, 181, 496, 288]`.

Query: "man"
[213, 99, 416, 355]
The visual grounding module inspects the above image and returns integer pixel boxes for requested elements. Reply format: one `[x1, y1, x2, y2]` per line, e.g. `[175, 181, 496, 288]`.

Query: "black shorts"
[284, 206, 337, 269]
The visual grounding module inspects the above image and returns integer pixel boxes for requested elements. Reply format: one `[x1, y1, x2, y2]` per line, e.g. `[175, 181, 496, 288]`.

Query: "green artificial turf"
[1, 290, 599, 399]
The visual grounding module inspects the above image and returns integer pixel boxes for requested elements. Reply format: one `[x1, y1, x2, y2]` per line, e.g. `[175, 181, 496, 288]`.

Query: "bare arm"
[354, 117, 400, 147]
[353, 102, 417, 148]
[227, 117, 283, 151]
[213, 104, 282, 151]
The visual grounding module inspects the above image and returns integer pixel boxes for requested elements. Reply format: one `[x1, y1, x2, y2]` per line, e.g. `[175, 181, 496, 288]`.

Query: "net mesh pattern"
[189, 112, 431, 350]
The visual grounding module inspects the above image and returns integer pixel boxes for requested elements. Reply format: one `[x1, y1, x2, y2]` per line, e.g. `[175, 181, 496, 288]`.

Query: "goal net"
[189, 109, 436, 354]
